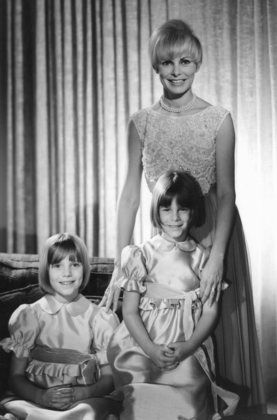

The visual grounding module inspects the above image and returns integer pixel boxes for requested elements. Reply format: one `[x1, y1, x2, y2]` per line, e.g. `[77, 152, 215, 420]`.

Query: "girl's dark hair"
[150, 171, 205, 229]
[39, 233, 90, 294]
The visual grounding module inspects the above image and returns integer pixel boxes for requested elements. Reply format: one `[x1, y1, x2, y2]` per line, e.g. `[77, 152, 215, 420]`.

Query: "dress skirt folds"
[191, 188, 265, 406]
[108, 286, 211, 420]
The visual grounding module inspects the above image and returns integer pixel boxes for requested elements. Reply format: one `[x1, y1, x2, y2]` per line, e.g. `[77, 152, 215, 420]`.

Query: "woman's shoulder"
[129, 104, 156, 120]
[192, 99, 231, 136]
[195, 97, 229, 115]
[201, 100, 231, 121]
[129, 104, 158, 141]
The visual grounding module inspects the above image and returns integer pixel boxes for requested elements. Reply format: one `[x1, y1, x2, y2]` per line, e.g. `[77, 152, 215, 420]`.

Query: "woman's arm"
[201, 113, 236, 303]
[100, 120, 143, 310]
[123, 290, 176, 369]
[115, 120, 143, 259]
[168, 301, 218, 361]
[9, 355, 74, 410]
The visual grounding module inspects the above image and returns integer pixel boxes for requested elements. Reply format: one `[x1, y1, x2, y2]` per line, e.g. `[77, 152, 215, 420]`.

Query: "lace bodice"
[131, 104, 229, 194]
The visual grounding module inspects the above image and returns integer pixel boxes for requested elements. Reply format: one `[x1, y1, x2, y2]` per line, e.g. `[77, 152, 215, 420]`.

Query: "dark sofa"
[0, 252, 118, 399]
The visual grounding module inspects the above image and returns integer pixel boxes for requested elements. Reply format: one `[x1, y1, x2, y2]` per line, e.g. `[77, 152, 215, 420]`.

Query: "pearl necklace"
[159, 94, 196, 113]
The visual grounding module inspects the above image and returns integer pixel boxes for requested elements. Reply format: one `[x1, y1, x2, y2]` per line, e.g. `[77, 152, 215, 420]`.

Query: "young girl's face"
[49, 255, 83, 302]
[159, 196, 191, 242]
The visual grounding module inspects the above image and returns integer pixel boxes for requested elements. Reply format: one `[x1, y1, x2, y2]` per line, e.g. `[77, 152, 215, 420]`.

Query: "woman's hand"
[99, 266, 122, 312]
[200, 255, 224, 305]
[40, 386, 75, 410]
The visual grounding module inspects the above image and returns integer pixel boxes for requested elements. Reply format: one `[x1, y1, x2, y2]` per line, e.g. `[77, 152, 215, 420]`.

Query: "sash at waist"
[144, 282, 200, 300]
[30, 345, 99, 384]
[31, 345, 96, 364]
[140, 283, 202, 340]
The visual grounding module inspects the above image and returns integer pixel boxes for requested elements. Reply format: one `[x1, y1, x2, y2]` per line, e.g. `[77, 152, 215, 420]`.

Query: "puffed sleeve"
[92, 307, 120, 366]
[120, 245, 147, 294]
[0, 304, 39, 358]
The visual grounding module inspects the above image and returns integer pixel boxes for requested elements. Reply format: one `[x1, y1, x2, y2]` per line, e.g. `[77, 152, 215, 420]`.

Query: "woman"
[101, 19, 265, 409]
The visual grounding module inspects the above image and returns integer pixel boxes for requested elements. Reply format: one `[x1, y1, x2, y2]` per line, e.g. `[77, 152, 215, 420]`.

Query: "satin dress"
[129, 103, 265, 408]
[0, 294, 119, 420]
[108, 234, 239, 420]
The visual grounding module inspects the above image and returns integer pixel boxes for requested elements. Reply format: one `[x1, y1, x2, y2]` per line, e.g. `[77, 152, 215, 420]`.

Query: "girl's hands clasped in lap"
[41, 386, 75, 410]
[148, 344, 179, 370]
[41, 384, 93, 410]
[166, 342, 195, 365]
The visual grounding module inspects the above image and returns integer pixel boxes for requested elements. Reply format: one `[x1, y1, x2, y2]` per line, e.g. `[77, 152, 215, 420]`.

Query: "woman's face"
[156, 55, 198, 98]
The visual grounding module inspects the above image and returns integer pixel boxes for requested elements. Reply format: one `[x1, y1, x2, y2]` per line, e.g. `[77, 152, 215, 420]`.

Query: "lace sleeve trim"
[214, 107, 230, 136]
[129, 107, 152, 147]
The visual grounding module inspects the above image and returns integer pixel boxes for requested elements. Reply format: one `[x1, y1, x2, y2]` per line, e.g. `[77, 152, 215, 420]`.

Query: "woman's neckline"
[149, 102, 215, 118]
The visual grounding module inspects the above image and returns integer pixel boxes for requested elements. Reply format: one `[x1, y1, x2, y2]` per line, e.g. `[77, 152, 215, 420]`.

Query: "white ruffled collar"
[39, 294, 91, 316]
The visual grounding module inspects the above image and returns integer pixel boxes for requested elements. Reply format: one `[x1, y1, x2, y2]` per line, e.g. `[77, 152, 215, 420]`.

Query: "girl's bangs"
[48, 240, 80, 265]
[159, 188, 191, 208]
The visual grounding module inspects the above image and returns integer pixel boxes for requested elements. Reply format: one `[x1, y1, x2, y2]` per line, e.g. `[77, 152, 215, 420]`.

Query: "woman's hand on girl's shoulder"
[200, 255, 224, 304]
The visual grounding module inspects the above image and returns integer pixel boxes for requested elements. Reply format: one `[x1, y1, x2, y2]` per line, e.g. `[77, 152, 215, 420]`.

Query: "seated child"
[107, 171, 239, 420]
[0, 233, 120, 420]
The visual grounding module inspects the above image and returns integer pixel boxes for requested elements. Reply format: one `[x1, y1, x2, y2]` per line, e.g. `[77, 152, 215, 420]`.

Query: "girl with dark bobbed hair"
[108, 171, 239, 419]
[150, 170, 205, 229]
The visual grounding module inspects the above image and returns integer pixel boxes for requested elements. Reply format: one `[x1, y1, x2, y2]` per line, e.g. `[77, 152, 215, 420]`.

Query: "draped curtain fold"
[0, 0, 276, 403]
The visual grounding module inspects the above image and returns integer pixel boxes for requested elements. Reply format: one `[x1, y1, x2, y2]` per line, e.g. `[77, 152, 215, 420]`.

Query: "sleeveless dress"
[108, 234, 239, 420]
[0, 294, 120, 420]
[130, 104, 265, 408]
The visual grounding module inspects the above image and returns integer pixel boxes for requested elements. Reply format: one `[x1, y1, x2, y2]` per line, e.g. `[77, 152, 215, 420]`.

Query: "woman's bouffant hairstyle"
[39, 233, 90, 294]
[151, 171, 205, 230]
[149, 19, 202, 71]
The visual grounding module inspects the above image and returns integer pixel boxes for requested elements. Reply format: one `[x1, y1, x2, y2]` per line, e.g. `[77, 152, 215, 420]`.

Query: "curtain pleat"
[36, 0, 49, 248]
[1, 0, 277, 401]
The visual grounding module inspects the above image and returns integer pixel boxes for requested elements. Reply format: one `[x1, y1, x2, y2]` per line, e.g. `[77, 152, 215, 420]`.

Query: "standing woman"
[101, 19, 265, 408]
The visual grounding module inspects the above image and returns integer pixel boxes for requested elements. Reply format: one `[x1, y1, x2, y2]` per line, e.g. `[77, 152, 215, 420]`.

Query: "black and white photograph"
[0, 1, 276, 419]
